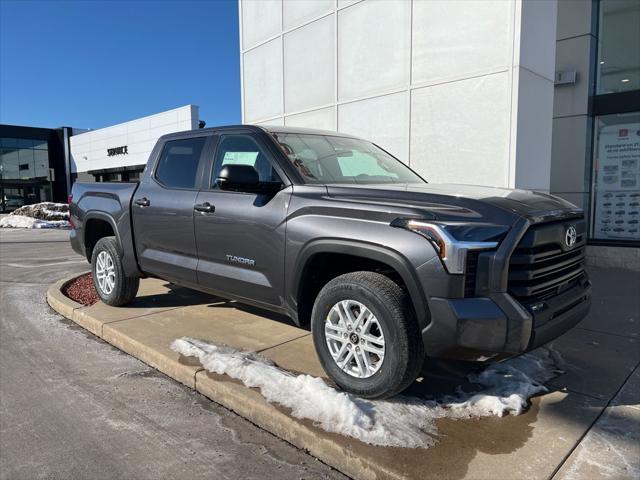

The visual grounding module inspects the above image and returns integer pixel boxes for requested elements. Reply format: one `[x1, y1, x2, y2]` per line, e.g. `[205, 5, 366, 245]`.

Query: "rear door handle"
[134, 197, 150, 207]
[194, 202, 215, 213]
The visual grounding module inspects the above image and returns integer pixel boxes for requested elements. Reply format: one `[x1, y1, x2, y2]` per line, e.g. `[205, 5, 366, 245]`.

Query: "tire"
[91, 236, 139, 307]
[311, 271, 424, 399]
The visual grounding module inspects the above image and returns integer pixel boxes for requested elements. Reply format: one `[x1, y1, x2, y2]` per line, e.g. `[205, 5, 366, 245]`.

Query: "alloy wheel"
[324, 299, 385, 378]
[95, 250, 116, 295]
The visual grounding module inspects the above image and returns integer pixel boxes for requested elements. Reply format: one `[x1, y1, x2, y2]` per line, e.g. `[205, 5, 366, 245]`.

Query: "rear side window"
[155, 137, 206, 189]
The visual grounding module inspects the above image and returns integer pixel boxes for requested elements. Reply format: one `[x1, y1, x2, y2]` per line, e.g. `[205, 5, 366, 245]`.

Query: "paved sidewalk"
[48, 267, 639, 480]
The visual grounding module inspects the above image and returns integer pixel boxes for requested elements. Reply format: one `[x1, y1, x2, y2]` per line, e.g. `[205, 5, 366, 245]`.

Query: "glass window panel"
[0, 138, 18, 148]
[18, 148, 34, 179]
[274, 133, 423, 184]
[591, 111, 640, 242]
[155, 137, 206, 189]
[33, 139, 48, 150]
[34, 149, 49, 178]
[597, 0, 640, 94]
[0, 148, 20, 179]
[17, 138, 36, 149]
[40, 185, 52, 203]
[211, 135, 280, 186]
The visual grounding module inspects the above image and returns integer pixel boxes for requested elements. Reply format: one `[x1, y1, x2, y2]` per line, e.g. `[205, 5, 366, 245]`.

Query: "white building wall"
[239, 0, 557, 190]
[70, 105, 199, 174]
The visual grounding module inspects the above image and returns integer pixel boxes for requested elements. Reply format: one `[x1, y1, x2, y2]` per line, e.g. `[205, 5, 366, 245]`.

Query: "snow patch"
[171, 337, 562, 448]
[0, 215, 70, 229]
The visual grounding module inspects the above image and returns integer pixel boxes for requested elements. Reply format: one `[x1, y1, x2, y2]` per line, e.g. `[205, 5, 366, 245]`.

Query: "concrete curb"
[45, 275, 392, 480]
[47, 275, 85, 319]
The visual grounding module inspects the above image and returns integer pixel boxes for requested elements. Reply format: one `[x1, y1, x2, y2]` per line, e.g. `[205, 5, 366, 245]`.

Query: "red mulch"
[63, 273, 100, 306]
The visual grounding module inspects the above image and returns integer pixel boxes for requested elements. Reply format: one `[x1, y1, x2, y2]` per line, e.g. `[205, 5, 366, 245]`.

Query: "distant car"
[2, 195, 24, 212]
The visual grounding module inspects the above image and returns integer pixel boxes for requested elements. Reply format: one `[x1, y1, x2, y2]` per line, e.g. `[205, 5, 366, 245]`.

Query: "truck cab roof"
[158, 124, 361, 142]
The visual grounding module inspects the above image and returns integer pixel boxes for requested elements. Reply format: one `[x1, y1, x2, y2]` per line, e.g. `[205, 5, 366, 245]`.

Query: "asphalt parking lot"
[1, 228, 639, 479]
[0, 228, 344, 480]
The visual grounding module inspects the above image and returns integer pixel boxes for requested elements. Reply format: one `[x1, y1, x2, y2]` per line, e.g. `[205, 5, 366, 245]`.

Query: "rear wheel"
[311, 271, 424, 399]
[91, 236, 139, 306]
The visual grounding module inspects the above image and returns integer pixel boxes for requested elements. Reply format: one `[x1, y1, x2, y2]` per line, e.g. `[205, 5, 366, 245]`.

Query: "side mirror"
[216, 164, 260, 191]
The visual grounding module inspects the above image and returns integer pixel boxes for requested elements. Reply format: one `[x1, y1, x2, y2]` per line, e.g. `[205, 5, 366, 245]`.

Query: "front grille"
[508, 218, 586, 303]
[464, 251, 479, 297]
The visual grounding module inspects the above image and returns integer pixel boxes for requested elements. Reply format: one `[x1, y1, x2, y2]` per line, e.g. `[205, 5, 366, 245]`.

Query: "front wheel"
[91, 236, 139, 306]
[311, 271, 424, 399]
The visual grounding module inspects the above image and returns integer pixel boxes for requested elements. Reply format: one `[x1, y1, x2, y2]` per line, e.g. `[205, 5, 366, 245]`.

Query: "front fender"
[290, 238, 431, 331]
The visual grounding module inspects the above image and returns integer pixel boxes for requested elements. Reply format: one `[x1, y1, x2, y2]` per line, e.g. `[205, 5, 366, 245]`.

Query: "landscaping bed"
[63, 273, 99, 306]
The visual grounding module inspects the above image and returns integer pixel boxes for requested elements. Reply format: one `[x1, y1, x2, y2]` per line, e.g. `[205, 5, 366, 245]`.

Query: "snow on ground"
[172, 337, 563, 449]
[1, 202, 70, 228]
[0, 215, 70, 229]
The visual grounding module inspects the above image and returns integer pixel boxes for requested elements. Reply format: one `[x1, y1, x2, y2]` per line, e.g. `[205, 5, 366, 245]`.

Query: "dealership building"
[1, 0, 638, 267]
[238, 0, 639, 266]
[0, 105, 200, 207]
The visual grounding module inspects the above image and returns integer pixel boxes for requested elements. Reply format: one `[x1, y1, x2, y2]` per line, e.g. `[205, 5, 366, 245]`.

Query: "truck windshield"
[272, 133, 425, 185]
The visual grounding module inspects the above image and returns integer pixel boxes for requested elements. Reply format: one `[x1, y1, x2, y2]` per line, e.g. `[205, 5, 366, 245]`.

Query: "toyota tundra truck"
[69, 125, 591, 399]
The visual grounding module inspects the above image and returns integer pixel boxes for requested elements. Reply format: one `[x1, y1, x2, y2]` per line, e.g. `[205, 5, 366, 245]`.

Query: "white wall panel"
[126, 130, 149, 144]
[513, 68, 554, 191]
[284, 16, 334, 112]
[412, 0, 512, 84]
[410, 73, 510, 186]
[285, 107, 336, 130]
[254, 117, 285, 126]
[127, 118, 151, 133]
[149, 110, 179, 128]
[338, 0, 410, 100]
[338, 92, 408, 163]
[239, 0, 558, 192]
[518, 0, 557, 81]
[241, 0, 281, 49]
[283, 0, 333, 30]
[243, 38, 283, 122]
[70, 105, 198, 173]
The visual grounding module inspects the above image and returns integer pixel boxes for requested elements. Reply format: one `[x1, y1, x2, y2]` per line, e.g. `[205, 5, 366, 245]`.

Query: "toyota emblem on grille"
[565, 225, 577, 247]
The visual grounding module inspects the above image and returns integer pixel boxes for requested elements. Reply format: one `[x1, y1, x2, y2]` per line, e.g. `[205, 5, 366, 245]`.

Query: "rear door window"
[155, 137, 207, 189]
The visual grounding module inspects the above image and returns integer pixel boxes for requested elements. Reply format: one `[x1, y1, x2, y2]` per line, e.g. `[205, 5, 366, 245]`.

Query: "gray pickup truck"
[69, 125, 591, 398]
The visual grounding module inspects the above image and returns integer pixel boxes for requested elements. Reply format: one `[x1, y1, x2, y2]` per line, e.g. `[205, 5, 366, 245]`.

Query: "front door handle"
[134, 197, 150, 207]
[194, 202, 215, 213]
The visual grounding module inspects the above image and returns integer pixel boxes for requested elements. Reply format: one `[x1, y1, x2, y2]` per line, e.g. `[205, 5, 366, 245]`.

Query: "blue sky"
[0, 0, 241, 129]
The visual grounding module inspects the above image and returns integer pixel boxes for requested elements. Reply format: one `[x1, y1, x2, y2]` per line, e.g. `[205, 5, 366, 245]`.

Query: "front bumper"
[421, 276, 591, 361]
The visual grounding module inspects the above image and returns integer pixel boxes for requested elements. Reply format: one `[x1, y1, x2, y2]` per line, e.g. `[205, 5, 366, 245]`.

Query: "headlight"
[391, 219, 509, 274]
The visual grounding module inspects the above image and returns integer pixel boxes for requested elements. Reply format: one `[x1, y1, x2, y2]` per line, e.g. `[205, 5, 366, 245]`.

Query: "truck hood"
[325, 183, 582, 224]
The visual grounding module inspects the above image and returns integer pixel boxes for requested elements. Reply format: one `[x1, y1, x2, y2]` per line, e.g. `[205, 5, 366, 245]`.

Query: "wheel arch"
[291, 240, 430, 330]
[83, 212, 121, 262]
